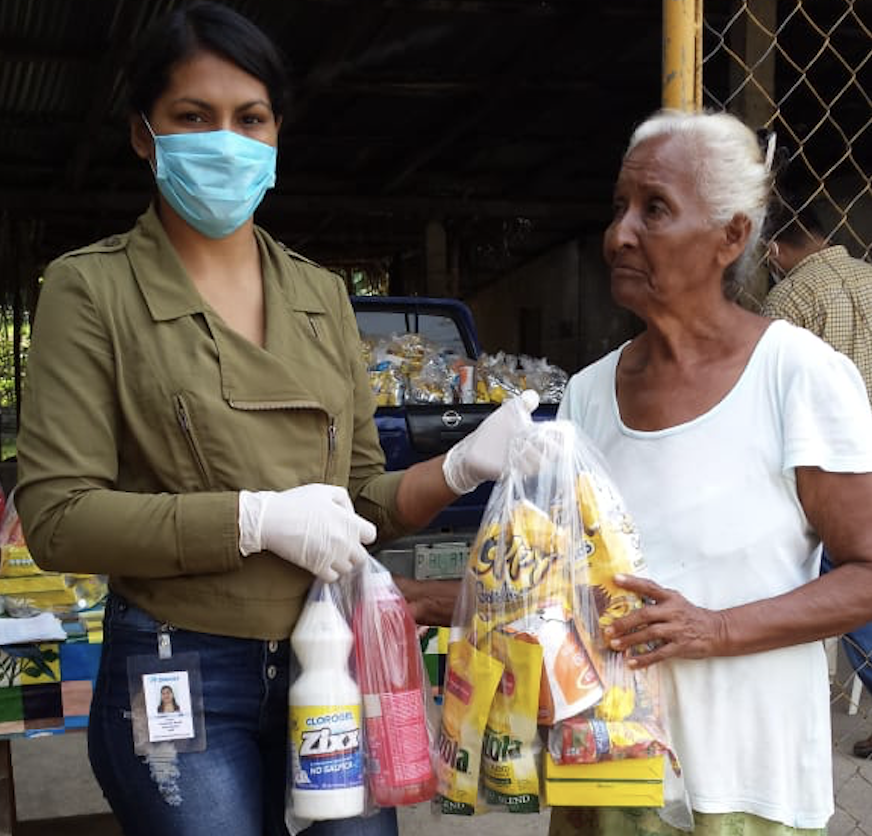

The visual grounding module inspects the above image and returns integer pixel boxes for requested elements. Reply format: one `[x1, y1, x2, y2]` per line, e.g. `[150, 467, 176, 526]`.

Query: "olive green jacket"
[16, 206, 407, 638]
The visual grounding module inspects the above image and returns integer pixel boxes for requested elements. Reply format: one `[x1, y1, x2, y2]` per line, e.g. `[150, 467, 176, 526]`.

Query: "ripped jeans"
[89, 593, 398, 836]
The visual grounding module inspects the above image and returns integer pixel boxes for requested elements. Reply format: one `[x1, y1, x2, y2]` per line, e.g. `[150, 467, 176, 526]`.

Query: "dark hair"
[125, 2, 290, 120]
[766, 196, 827, 248]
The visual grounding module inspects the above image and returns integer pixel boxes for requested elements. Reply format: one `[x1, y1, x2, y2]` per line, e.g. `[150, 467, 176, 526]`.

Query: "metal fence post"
[662, 0, 703, 110]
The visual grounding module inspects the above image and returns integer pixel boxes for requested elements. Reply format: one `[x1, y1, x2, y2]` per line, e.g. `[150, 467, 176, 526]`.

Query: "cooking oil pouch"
[481, 631, 543, 812]
[436, 639, 504, 815]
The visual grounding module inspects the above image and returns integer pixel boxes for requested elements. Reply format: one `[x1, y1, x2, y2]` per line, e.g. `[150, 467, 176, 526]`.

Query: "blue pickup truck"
[351, 295, 559, 580]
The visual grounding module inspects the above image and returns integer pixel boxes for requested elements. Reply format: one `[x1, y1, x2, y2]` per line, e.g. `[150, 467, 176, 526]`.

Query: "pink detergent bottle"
[353, 570, 437, 806]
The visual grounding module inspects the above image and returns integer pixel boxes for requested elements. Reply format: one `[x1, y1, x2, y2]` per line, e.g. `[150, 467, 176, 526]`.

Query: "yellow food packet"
[437, 640, 504, 815]
[470, 501, 569, 629]
[576, 474, 646, 640]
[482, 632, 543, 812]
[0, 544, 40, 578]
[596, 686, 636, 721]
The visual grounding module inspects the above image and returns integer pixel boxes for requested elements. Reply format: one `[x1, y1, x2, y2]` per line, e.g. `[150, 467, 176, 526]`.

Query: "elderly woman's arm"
[605, 467, 872, 668]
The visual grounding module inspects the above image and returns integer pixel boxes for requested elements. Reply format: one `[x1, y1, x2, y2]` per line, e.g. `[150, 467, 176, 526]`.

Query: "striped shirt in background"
[763, 245, 872, 405]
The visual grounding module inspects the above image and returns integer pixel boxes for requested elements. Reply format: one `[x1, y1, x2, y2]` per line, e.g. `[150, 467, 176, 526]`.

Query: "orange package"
[504, 605, 603, 725]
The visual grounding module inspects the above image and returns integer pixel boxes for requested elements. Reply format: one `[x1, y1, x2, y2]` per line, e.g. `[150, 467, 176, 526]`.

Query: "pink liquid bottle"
[353, 571, 437, 806]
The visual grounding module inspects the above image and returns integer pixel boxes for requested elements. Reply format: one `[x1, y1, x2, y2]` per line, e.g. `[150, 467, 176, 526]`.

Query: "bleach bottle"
[289, 584, 364, 820]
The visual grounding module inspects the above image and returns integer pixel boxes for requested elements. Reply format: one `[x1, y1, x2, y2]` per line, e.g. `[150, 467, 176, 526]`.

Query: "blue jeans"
[820, 552, 872, 692]
[88, 593, 398, 836]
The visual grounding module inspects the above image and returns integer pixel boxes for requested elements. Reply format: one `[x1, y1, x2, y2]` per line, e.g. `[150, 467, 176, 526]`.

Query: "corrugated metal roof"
[0, 0, 866, 294]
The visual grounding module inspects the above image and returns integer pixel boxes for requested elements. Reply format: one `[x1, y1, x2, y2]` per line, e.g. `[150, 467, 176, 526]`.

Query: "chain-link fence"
[702, 2, 871, 833]
[702, 0, 870, 256]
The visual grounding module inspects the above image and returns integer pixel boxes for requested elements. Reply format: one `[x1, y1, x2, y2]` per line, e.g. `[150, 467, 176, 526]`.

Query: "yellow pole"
[662, 0, 702, 110]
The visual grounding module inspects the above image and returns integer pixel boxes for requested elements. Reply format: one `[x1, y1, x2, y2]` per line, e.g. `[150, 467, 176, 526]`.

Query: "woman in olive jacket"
[14, 5, 534, 836]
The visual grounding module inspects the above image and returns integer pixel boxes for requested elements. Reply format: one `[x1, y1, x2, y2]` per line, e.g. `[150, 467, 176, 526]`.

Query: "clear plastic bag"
[518, 354, 569, 404]
[435, 420, 688, 821]
[352, 561, 439, 807]
[475, 351, 524, 404]
[285, 558, 438, 834]
[0, 490, 107, 617]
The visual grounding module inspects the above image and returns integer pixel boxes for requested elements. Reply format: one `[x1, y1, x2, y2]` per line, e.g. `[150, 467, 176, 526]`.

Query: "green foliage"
[0, 309, 29, 410]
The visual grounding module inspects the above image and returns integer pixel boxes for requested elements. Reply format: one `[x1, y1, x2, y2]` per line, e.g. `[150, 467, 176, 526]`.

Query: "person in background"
[551, 109, 872, 836]
[763, 197, 872, 759]
[13, 4, 537, 835]
[763, 198, 872, 392]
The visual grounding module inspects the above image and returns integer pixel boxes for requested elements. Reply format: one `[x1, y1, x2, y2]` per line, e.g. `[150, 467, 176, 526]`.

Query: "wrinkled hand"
[603, 574, 729, 668]
[442, 389, 540, 495]
[392, 575, 460, 627]
[238, 485, 376, 582]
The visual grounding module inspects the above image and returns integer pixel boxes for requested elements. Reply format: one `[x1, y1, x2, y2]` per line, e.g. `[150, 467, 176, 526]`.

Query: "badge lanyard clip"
[158, 624, 173, 660]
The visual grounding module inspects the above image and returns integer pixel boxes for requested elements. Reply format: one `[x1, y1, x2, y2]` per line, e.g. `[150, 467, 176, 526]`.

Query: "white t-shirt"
[558, 320, 872, 829]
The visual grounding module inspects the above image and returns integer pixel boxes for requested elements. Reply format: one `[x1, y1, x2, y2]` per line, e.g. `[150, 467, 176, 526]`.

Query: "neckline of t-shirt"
[610, 320, 781, 439]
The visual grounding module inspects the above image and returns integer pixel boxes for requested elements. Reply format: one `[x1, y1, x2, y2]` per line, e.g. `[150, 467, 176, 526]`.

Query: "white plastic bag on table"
[435, 419, 689, 825]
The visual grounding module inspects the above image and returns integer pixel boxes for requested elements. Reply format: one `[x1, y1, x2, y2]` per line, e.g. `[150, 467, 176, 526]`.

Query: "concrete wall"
[468, 237, 640, 377]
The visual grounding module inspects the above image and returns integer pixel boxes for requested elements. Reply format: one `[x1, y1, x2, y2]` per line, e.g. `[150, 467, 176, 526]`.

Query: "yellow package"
[482, 632, 543, 812]
[437, 640, 504, 815]
[470, 500, 570, 629]
[504, 605, 603, 725]
[0, 571, 107, 615]
[0, 574, 71, 594]
[576, 474, 646, 640]
[1, 588, 80, 611]
[0, 544, 40, 578]
[542, 753, 664, 807]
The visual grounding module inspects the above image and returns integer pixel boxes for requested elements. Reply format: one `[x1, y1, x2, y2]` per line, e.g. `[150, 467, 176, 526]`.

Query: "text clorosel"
[289, 587, 365, 819]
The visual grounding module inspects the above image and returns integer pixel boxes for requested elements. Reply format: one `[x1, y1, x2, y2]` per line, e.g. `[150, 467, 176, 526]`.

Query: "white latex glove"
[238, 484, 376, 582]
[442, 389, 540, 495]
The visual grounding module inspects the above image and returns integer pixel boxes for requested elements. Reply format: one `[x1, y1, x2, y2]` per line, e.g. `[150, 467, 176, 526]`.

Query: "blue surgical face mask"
[142, 114, 277, 239]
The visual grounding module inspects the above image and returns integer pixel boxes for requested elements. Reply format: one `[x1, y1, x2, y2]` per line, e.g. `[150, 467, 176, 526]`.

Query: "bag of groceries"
[435, 418, 688, 822]
[0, 490, 107, 617]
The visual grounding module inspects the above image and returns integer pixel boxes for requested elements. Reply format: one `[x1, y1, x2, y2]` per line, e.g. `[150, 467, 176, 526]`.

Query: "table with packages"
[0, 609, 104, 834]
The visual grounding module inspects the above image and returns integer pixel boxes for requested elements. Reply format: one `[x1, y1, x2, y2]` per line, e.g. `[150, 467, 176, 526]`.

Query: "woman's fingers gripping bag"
[435, 419, 685, 819]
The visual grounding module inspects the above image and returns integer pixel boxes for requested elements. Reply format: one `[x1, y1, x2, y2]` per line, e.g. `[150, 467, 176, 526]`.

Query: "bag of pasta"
[435, 418, 686, 818]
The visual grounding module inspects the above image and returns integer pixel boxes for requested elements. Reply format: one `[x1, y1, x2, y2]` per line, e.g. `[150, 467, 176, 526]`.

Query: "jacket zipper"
[326, 416, 337, 481]
[228, 400, 322, 411]
[227, 399, 337, 482]
[175, 394, 212, 489]
[307, 313, 321, 340]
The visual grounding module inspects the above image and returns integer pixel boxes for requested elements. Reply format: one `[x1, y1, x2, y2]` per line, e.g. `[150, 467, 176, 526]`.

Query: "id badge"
[126, 629, 207, 754]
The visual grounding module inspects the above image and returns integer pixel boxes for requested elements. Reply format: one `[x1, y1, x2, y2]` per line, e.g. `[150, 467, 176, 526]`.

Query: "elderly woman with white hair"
[550, 109, 872, 836]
